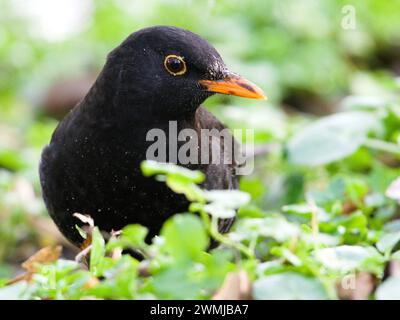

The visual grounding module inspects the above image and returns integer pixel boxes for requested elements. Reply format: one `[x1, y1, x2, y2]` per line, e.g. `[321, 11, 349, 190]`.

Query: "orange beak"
[199, 74, 266, 100]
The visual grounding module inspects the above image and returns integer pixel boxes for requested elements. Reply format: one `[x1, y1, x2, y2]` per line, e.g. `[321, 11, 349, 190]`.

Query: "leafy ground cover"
[2, 78, 400, 299]
[1, 0, 400, 300]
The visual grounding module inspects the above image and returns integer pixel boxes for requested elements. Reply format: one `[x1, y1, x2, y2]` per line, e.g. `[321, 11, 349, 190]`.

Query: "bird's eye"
[164, 55, 187, 76]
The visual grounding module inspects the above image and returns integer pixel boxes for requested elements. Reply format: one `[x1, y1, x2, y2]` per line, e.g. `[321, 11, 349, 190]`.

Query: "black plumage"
[39, 26, 265, 247]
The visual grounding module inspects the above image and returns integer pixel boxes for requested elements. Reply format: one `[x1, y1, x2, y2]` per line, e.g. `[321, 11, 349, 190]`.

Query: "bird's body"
[39, 26, 265, 246]
[40, 103, 236, 245]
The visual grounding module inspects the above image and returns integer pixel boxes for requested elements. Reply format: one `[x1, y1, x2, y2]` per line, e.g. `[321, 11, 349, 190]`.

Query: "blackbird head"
[101, 26, 265, 119]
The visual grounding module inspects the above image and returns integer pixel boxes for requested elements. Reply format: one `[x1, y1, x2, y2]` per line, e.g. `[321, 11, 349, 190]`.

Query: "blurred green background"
[1, 0, 400, 278]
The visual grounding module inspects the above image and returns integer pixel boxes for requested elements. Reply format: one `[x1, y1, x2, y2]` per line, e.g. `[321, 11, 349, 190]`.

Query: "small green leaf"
[141, 160, 205, 183]
[0, 281, 29, 300]
[287, 112, 379, 166]
[122, 224, 148, 247]
[314, 245, 383, 274]
[90, 227, 106, 276]
[341, 95, 389, 110]
[152, 264, 202, 299]
[204, 190, 250, 208]
[237, 205, 266, 218]
[161, 214, 208, 261]
[234, 215, 300, 242]
[0, 148, 27, 171]
[141, 160, 205, 202]
[253, 272, 329, 300]
[106, 224, 149, 252]
[320, 211, 368, 241]
[376, 231, 400, 254]
[75, 225, 87, 240]
[391, 251, 400, 261]
[202, 190, 250, 218]
[283, 204, 330, 221]
[166, 175, 205, 202]
[204, 202, 236, 219]
[204, 190, 250, 219]
[239, 177, 265, 200]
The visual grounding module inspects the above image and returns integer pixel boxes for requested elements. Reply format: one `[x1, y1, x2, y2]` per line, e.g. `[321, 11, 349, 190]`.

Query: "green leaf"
[204, 190, 250, 208]
[141, 160, 205, 183]
[106, 224, 148, 252]
[314, 245, 383, 274]
[0, 281, 29, 300]
[238, 205, 266, 218]
[376, 231, 400, 255]
[203, 202, 236, 219]
[234, 215, 300, 242]
[90, 227, 106, 276]
[345, 177, 369, 204]
[161, 214, 208, 261]
[368, 163, 400, 193]
[122, 224, 148, 247]
[391, 251, 400, 261]
[253, 272, 329, 300]
[165, 175, 205, 202]
[92, 256, 139, 299]
[0, 148, 27, 171]
[75, 225, 87, 240]
[201, 190, 250, 219]
[376, 277, 400, 300]
[152, 264, 202, 299]
[239, 177, 265, 200]
[341, 95, 389, 110]
[141, 161, 205, 202]
[283, 204, 330, 221]
[287, 112, 379, 166]
[320, 211, 368, 242]
[302, 232, 340, 247]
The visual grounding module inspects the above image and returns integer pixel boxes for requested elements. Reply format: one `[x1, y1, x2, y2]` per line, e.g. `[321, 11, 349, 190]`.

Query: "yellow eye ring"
[164, 55, 187, 76]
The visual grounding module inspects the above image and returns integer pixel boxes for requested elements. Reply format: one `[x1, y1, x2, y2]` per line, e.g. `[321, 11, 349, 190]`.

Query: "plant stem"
[198, 209, 254, 259]
[363, 138, 400, 156]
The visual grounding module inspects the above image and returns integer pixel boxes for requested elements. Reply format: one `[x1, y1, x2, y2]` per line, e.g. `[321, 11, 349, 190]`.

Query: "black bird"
[39, 26, 265, 247]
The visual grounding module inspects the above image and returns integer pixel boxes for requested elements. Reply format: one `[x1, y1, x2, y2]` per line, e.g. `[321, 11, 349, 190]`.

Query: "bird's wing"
[195, 106, 240, 191]
[195, 106, 241, 236]
[196, 106, 239, 236]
